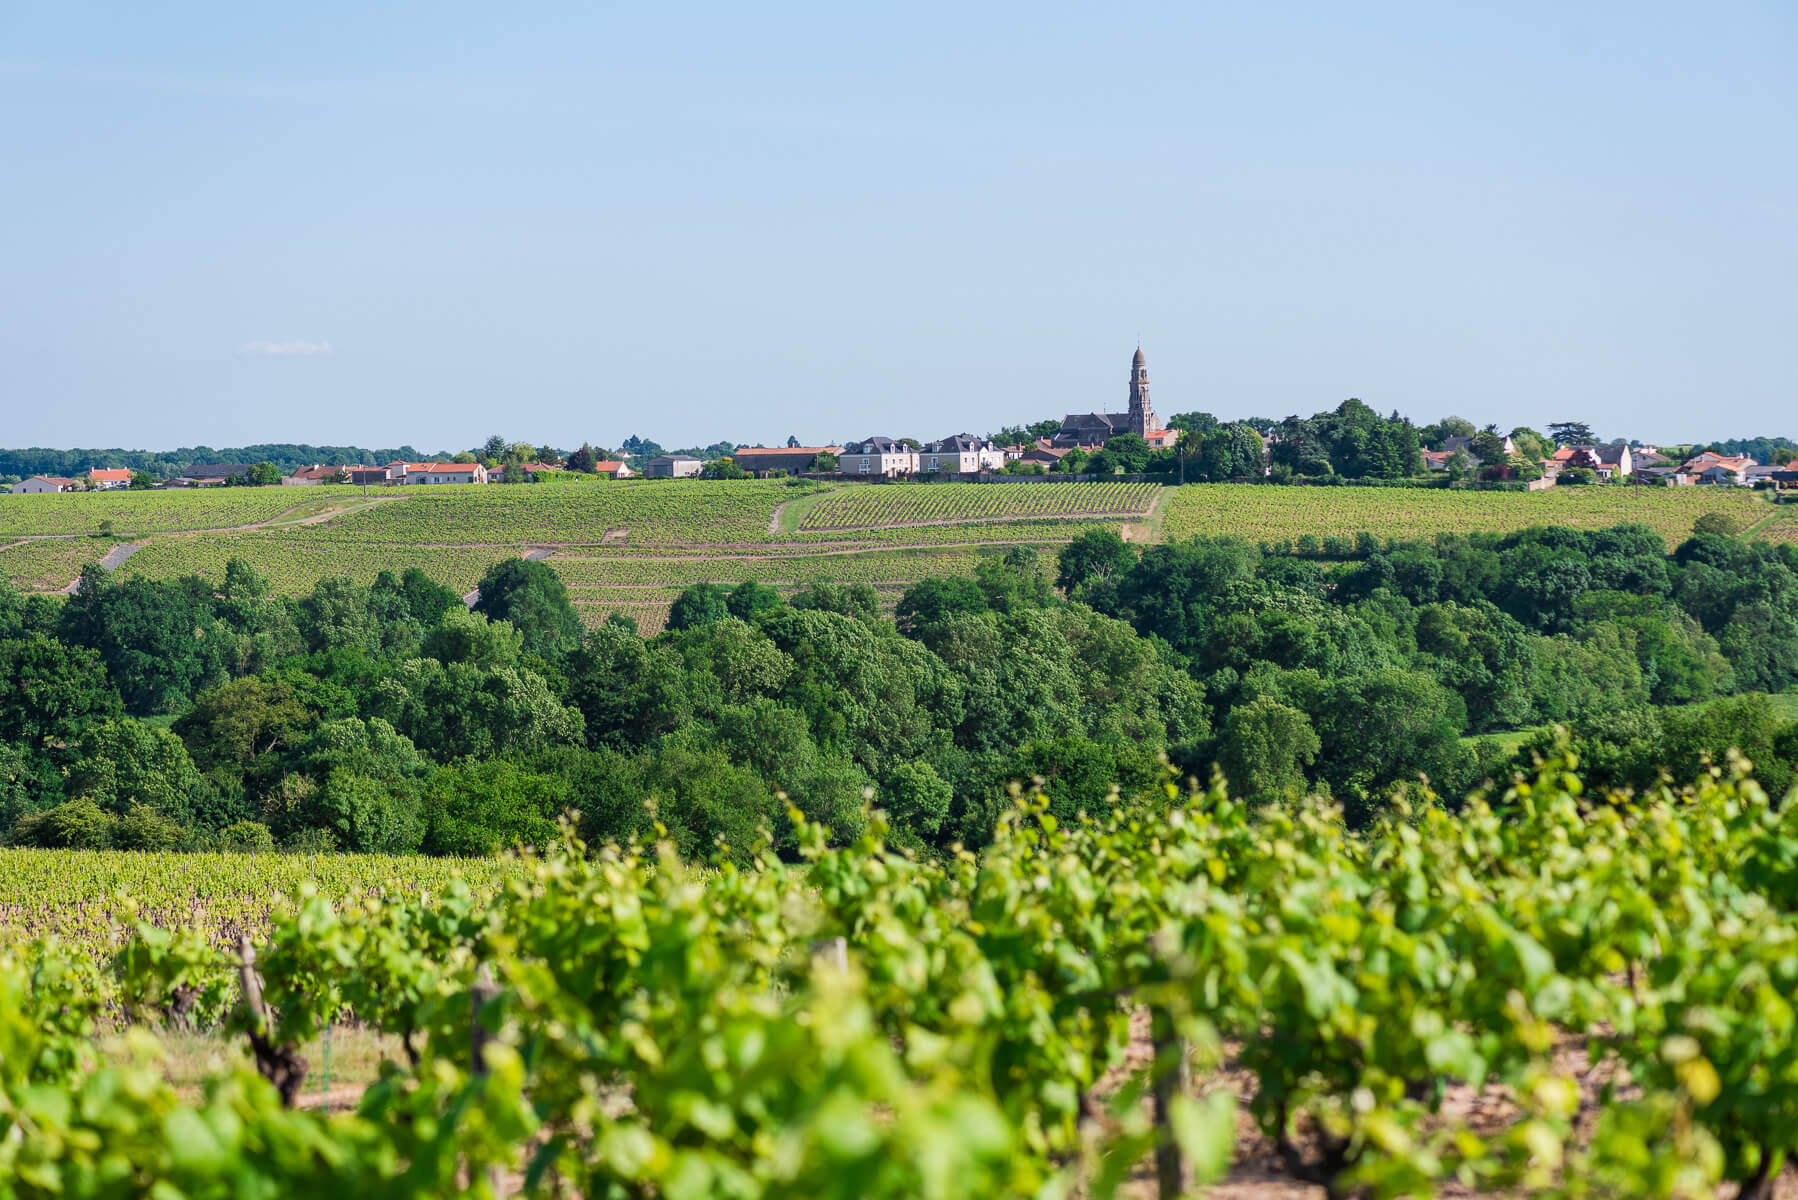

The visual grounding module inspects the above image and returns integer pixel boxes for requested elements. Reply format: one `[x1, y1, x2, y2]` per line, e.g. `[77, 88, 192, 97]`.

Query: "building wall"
[11, 479, 69, 494]
[841, 452, 917, 476]
[407, 470, 485, 485]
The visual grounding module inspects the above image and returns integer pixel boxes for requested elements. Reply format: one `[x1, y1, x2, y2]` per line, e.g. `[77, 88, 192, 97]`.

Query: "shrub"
[11, 797, 114, 849]
[220, 820, 276, 852]
[113, 804, 184, 851]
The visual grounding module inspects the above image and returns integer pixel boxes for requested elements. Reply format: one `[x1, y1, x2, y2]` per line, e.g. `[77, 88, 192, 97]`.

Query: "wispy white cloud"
[239, 340, 333, 357]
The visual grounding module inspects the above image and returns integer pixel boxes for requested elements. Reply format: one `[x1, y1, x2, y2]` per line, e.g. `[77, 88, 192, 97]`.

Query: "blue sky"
[3, 1, 1793, 451]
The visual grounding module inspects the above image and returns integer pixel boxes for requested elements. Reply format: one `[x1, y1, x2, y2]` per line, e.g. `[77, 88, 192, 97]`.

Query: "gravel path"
[57, 541, 144, 594]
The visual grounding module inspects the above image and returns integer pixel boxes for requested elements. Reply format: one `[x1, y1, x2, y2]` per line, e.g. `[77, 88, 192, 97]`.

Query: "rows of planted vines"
[798, 480, 1161, 530]
[0, 849, 517, 957]
[787, 518, 1127, 546]
[0, 486, 355, 537]
[297, 480, 796, 545]
[2, 758, 1792, 1196]
[0, 537, 105, 591]
[1163, 482, 1768, 549]
[573, 596, 676, 634]
[114, 533, 517, 596]
[546, 547, 998, 588]
[1759, 507, 1798, 544]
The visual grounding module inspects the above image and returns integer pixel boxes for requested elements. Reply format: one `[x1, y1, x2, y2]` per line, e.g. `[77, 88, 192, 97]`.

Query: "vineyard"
[0, 537, 106, 591]
[115, 532, 523, 597]
[797, 481, 1161, 531]
[551, 546, 1058, 633]
[1162, 483, 1769, 548]
[0, 758, 1793, 1196]
[294, 480, 796, 546]
[3, 481, 1786, 606]
[1758, 506, 1798, 545]
[0, 848, 516, 955]
[0, 487, 358, 538]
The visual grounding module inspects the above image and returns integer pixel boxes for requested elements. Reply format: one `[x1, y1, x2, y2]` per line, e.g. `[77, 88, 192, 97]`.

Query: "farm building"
[592, 460, 634, 478]
[282, 465, 342, 485]
[189, 464, 256, 483]
[88, 468, 132, 489]
[645, 454, 702, 478]
[729, 446, 842, 477]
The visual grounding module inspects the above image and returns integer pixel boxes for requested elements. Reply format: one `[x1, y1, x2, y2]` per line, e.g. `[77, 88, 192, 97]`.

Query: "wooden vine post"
[470, 964, 508, 1198]
[810, 936, 848, 971]
[1152, 1007, 1193, 1199]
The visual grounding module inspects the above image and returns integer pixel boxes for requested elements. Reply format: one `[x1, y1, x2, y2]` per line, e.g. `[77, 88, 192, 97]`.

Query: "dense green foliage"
[3, 515, 1797, 858]
[1067, 522, 1798, 815]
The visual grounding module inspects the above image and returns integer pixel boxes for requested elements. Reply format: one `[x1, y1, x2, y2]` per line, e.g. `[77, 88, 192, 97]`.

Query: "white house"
[88, 468, 133, 490]
[1679, 452, 1756, 485]
[920, 433, 1005, 474]
[405, 463, 490, 485]
[11, 476, 79, 494]
[839, 436, 919, 477]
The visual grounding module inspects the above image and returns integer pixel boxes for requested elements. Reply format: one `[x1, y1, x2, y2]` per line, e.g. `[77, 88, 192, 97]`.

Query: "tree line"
[0, 444, 425, 484]
[1, 518, 1793, 857]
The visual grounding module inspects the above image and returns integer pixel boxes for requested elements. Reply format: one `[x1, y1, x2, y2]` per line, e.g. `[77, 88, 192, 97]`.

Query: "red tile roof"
[89, 468, 131, 482]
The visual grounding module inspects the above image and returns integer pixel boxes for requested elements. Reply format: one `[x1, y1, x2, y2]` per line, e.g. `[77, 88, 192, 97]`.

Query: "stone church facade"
[1051, 347, 1163, 448]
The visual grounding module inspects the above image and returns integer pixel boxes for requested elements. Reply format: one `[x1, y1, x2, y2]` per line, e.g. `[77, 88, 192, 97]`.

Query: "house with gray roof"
[839, 436, 918, 477]
[921, 433, 1004, 474]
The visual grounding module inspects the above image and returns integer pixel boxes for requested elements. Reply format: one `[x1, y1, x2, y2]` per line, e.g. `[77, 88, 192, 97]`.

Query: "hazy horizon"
[4, 2, 1793, 450]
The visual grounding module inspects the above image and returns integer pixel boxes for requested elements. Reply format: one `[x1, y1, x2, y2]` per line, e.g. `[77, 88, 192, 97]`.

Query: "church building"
[1051, 347, 1173, 448]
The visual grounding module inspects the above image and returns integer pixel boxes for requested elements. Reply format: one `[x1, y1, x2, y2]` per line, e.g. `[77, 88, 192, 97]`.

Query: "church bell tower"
[1127, 346, 1156, 438]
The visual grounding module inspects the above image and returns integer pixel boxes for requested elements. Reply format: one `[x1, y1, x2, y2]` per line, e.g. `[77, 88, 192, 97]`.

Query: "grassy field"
[1162, 482, 1769, 548]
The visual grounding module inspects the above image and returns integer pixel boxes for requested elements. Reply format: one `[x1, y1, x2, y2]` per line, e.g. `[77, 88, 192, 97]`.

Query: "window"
[859, 459, 870, 474]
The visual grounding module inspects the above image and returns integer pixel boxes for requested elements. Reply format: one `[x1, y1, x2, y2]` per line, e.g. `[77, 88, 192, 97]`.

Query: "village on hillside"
[9, 348, 1798, 497]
